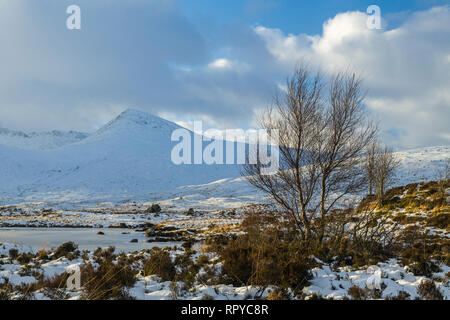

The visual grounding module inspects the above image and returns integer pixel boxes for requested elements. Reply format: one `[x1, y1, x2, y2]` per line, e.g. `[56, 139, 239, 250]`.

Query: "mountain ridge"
[0, 127, 89, 150]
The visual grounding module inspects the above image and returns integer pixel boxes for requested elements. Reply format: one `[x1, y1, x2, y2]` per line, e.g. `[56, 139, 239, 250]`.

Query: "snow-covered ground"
[303, 259, 450, 300]
[1, 242, 448, 300]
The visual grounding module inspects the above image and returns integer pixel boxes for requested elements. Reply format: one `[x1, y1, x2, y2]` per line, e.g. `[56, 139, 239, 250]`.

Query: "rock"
[153, 237, 170, 242]
[147, 203, 161, 213]
[145, 228, 155, 237]
[109, 223, 128, 228]
[186, 208, 195, 215]
[142, 223, 155, 228]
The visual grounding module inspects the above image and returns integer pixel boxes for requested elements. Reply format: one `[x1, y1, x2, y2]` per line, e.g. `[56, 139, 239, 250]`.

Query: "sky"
[0, 0, 449, 149]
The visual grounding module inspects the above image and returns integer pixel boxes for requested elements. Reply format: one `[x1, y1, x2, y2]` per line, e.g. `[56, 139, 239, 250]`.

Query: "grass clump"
[80, 253, 137, 300]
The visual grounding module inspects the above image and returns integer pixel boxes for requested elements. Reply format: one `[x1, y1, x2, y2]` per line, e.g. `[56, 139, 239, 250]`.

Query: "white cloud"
[207, 58, 251, 73]
[254, 26, 314, 64]
[208, 58, 233, 69]
[254, 6, 450, 148]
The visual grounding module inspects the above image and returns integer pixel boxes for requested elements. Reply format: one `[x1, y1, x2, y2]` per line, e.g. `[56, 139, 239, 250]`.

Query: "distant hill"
[0, 127, 89, 150]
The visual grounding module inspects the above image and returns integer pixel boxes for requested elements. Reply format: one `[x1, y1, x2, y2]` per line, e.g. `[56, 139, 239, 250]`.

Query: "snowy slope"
[0, 128, 88, 150]
[393, 146, 450, 185]
[170, 146, 450, 207]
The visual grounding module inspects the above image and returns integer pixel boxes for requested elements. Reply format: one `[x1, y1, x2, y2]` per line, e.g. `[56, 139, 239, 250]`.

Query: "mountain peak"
[92, 108, 183, 139]
[118, 108, 153, 119]
[116, 109, 178, 126]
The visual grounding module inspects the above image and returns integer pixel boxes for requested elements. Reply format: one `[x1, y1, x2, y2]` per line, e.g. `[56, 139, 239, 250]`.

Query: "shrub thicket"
[213, 211, 313, 294]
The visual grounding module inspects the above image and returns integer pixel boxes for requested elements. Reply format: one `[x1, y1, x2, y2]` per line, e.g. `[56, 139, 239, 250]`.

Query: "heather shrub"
[266, 288, 292, 300]
[347, 285, 382, 300]
[427, 213, 450, 229]
[0, 282, 13, 300]
[347, 285, 367, 300]
[417, 280, 443, 300]
[386, 291, 410, 300]
[203, 234, 230, 253]
[173, 250, 199, 290]
[92, 246, 116, 263]
[0, 289, 11, 300]
[8, 249, 19, 260]
[400, 232, 443, 277]
[143, 248, 176, 281]
[17, 253, 33, 265]
[53, 242, 79, 260]
[196, 255, 210, 267]
[37, 250, 50, 261]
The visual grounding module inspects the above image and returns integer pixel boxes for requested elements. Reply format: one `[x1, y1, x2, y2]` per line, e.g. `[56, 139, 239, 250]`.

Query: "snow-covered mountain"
[0, 128, 88, 150]
[0, 109, 448, 206]
[0, 109, 243, 203]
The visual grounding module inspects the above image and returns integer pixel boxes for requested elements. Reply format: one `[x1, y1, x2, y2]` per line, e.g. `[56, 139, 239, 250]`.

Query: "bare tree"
[315, 72, 377, 241]
[435, 158, 450, 198]
[373, 145, 400, 205]
[365, 142, 377, 196]
[243, 66, 377, 243]
[244, 67, 323, 241]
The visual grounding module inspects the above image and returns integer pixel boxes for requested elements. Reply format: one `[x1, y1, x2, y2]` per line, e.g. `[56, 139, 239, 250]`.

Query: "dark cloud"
[0, 0, 209, 130]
